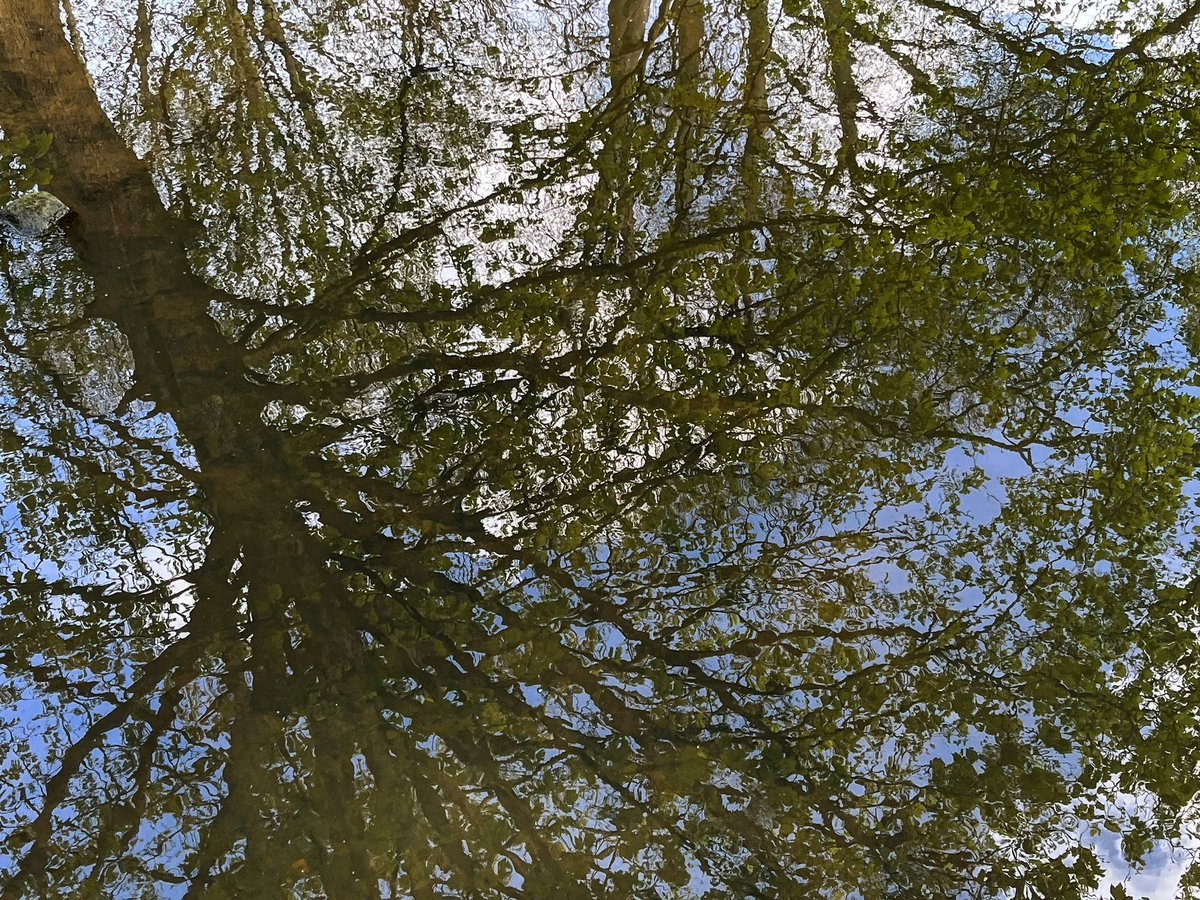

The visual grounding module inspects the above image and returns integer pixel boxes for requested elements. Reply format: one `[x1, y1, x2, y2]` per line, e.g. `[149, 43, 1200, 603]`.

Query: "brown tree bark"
[0, 3, 375, 894]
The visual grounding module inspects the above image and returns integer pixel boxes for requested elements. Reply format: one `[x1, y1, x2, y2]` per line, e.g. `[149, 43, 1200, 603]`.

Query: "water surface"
[1, 0, 1200, 896]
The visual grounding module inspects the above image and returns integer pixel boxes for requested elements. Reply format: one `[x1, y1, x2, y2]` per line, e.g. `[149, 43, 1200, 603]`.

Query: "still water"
[1, 0, 1200, 896]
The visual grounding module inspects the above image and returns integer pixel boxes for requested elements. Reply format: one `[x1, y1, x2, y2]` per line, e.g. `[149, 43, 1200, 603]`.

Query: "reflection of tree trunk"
[742, 0, 771, 218]
[134, 0, 152, 111]
[589, 0, 650, 261]
[818, 0, 861, 174]
[187, 679, 296, 898]
[60, 0, 91, 86]
[3, 2, 719, 895]
[259, 0, 326, 141]
[0, 2, 316, 547]
[0, 2, 373, 892]
[608, 0, 651, 91]
[223, 0, 269, 122]
[673, 0, 704, 225]
[735, 0, 772, 322]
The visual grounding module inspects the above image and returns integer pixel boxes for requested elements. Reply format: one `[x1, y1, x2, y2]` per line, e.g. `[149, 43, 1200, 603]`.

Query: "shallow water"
[1, 0, 1199, 896]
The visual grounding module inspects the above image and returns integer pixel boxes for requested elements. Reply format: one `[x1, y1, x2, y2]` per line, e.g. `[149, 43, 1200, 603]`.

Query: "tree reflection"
[1, 0, 1200, 896]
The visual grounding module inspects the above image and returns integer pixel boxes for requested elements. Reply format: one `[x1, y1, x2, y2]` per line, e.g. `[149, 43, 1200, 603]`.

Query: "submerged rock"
[0, 190, 69, 237]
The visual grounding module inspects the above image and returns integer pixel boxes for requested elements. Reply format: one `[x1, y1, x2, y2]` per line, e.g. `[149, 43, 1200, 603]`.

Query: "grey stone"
[0, 190, 69, 238]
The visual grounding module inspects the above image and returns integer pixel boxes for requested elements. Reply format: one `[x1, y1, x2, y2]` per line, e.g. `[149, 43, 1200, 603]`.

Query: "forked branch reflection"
[1, 0, 1199, 896]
